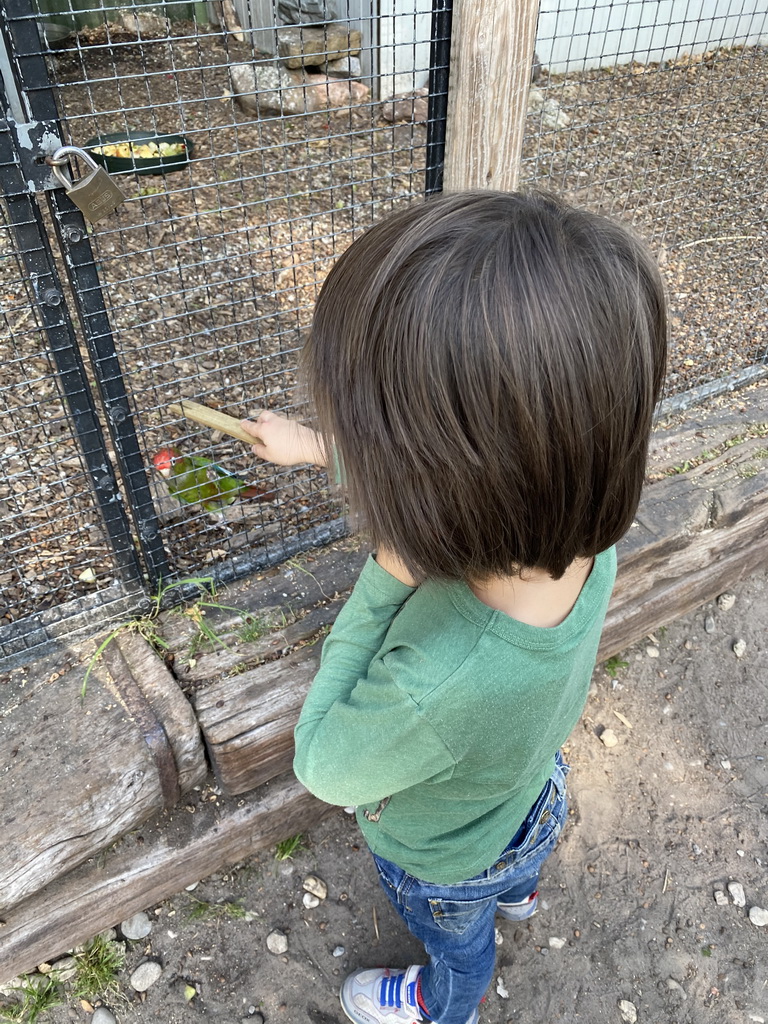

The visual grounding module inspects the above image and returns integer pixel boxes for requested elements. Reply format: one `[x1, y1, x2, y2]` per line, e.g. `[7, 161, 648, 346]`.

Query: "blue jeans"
[372, 752, 570, 1024]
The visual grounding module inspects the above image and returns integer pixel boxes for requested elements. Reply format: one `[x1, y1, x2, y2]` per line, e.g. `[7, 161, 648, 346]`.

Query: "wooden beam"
[0, 774, 332, 983]
[443, 0, 539, 191]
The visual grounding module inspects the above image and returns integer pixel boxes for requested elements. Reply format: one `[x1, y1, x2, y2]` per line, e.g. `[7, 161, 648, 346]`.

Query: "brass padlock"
[49, 145, 126, 223]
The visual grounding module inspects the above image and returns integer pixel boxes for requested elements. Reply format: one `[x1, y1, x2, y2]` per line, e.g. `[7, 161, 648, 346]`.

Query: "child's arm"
[240, 410, 326, 467]
[293, 555, 455, 808]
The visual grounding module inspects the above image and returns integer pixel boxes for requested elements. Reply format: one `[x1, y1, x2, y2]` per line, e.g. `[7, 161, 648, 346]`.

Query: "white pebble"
[618, 999, 638, 1023]
[548, 937, 566, 949]
[704, 614, 716, 634]
[737, 849, 745, 857]
[728, 881, 746, 907]
[92, 1009, 117, 1024]
[302, 892, 320, 909]
[713, 890, 729, 906]
[646, 645, 660, 658]
[666, 978, 686, 998]
[121, 911, 152, 940]
[303, 875, 328, 900]
[494, 927, 503, 945]
[748, 906, 768, 927]
[717, 592, 736, 611]
[129, 960, 162, 992]
[332, 945, 345, 957]
[733, 638, 747, 658]
[600, 728, 619, 748]
[720, 759, 731, 770]
[266, 930, 289, 955]
[496, 977, 509, 999]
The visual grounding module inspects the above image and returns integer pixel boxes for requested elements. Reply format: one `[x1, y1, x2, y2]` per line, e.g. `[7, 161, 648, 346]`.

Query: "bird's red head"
[152, 446, 181, 478]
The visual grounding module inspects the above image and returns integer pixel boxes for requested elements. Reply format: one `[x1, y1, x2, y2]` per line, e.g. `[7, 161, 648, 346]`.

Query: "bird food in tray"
[86, 131, 192, 175]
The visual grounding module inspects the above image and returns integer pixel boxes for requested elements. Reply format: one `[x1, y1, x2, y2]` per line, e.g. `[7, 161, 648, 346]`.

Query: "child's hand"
[375, 546, 418, 587]
[241, 411, 326, 467]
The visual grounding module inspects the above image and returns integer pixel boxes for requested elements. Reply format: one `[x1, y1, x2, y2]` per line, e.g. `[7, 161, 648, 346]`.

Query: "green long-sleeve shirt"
[293, 547, 617, 884]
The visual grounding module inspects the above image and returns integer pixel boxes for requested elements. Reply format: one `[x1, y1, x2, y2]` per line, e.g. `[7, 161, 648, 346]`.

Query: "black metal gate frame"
[0, 0, 453, 666]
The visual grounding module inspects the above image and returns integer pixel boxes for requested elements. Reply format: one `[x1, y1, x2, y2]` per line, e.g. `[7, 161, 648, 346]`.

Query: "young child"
[241, 190, 667, 1024]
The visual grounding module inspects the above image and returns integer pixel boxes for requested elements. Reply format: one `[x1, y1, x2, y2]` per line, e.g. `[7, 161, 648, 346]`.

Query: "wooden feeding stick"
[169, 400, 262, 446]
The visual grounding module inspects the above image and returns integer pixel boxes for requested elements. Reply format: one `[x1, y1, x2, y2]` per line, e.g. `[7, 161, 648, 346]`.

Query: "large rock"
[277, 25, 362, 68]
[231, 62, 369, 117]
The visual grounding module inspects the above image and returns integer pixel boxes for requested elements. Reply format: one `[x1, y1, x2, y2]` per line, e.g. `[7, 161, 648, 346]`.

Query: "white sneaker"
[496, 890, 538, 921]
[340, 965, 424, 1024]
[340, 965, 480, 1024]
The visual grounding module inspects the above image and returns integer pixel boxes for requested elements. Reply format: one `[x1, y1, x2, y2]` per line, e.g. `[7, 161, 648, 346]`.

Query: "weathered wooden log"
[0, 632, 207, 915]
[0, 772, 332, 983]
[191, 644, 319, 796]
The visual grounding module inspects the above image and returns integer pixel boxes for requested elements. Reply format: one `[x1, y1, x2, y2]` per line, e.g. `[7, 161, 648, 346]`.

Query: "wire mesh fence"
[1, 0, 767, 666]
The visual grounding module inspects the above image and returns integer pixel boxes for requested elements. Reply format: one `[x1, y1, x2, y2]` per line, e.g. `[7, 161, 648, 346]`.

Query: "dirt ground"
[4, 564, 765, 1024]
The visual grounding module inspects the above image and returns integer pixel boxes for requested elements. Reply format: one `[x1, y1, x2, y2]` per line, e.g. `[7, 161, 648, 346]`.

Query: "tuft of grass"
[186, 896, 247, 921]
[238, 615, 270, 644]
[604, 656, 629, 676]
[83, 576, 251, 696]
[0, 977, 62, 1024]
[274, 834, 306, 861]
[71, 935, 125, 1002]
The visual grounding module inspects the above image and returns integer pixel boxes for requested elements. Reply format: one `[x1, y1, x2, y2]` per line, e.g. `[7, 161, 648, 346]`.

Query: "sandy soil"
[6, 565, 765, 1024]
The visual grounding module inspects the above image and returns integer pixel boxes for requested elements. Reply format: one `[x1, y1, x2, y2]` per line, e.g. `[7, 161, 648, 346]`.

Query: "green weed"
[274, 834, 306, 861]
[0, 977, 62, 1024]
[603, 656, 629, 676]
[71, 934, 125, 1002]
[83, 576, 248, 696]
[186, 896, 247, 921]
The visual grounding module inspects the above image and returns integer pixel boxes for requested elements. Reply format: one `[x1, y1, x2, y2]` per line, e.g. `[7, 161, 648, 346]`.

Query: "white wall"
[536, 0, 768, 73]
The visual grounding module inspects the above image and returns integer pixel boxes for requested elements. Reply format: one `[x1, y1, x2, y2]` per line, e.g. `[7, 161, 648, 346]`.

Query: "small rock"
[704, 614, 716, 634]
[130, 960, 163, 992]
[714, 890, 729, 906]
[720, 759, 731, 770]
[548, 937, 566, 949]
[185, 881, 199, 891]
[732, 638, 747, 658]
[247, 1013, 265, 1024]
[494, 927, 503, 945]
[303, 892, 321, 909]
[496, 977, 509, 999]
[380, 88, 429, 124]
[266, 930, 289, 955]
[121, 911, 152, 940]
[737, 849, 745, 857]
[303, 875, 328, 900]
[332, 945, 345, 957]
[618, 999, 638, 1024]
[717, 592, 736, 611]
[666, 978, 687, 999]
[49, 957, 77, 983]
[325, 55, 362, 78]
[600, 728, 619, 748]
[91, 1009, 117, 1024]
[748, 906, 768, 927]
[727, 881, 746, 907]
[646, 645, 660, 658]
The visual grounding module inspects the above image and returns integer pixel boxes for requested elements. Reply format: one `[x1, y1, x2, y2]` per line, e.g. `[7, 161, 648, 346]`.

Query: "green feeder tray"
[85, 131, 193, 176]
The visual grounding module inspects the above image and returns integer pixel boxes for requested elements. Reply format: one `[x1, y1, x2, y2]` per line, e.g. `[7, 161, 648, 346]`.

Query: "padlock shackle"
[48, 145, 100, 189]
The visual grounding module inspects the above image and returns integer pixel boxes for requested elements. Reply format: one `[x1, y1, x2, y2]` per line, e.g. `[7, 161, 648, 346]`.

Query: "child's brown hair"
[304, 190, 667, 581]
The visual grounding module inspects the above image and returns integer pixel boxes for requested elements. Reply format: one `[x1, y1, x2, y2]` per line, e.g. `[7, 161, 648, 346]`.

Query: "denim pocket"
[427, 895, 492, 935]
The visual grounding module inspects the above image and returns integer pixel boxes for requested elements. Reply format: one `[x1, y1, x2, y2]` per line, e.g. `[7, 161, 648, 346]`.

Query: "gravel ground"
[2, 566, 766, 1024]
[1, 32, 766, 633]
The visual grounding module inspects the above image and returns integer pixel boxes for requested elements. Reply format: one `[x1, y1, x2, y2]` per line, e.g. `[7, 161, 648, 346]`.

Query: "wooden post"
[443, 0, 539, 192]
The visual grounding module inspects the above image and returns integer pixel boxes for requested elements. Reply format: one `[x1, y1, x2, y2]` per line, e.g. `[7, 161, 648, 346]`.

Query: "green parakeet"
[152, 446, 269, 512]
